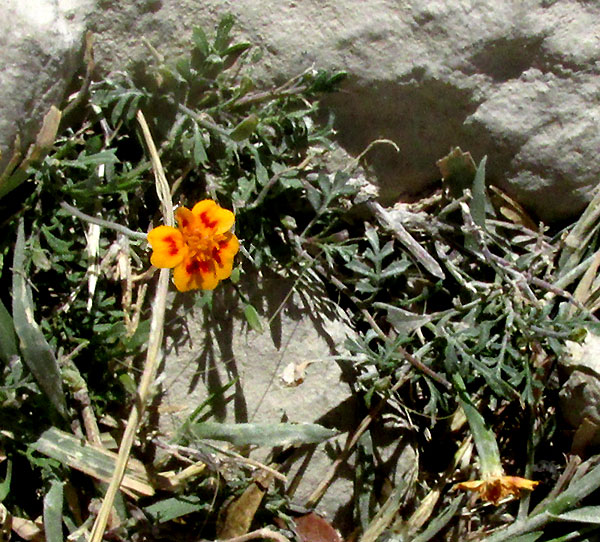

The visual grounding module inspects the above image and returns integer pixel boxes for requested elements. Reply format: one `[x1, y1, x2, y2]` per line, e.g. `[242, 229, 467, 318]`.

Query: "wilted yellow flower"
[147, 200, 239, 292]
[454, 475, 539, 505]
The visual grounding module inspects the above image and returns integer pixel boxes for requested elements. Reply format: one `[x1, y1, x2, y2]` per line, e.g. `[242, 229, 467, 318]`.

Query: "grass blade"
[0, 298, 17, 363]
[34, 427, 155, 498]
[0, 460, 11, 502]
[145, 495, 206, 523]
[12, 220, 67, 418]
[244, 304, 264, 333]
[505, 534, 544, 542]
[43, 479, 63, 542]
[470, 156, 488, 229]
[411, 496, 464, 542]
[549, 505, 600, 524]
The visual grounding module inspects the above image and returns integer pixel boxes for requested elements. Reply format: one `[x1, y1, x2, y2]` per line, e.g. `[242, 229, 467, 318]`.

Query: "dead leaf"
[29, 106, 62, 162]
[489, 185, 537, 231]
[294, 512, 342, 542]
[34, 427, 154, 498]
[0, 134, 21, 184]
[12, 516, 43, 542]
[436, 147, 477, 198]
[0, 503, 11, 542]
[368, 201, 445, 279]
[217, 470, 275, 538]
[280, 360, 316, 387]
[156, 462, 206, 492]
[0, 105, 62, 199]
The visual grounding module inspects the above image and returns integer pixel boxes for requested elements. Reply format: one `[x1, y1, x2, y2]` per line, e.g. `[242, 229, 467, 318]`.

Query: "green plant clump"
[0, 15, 599, 542]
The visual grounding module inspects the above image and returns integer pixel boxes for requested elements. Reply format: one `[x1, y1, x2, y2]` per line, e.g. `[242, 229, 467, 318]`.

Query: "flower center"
[185, 230, 224, 261]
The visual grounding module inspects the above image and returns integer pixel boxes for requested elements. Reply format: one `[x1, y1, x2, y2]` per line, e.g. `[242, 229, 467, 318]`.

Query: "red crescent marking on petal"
[163, 235, 180, 255]
[187, 258, 211, 275]
[199, 211, 218, 229]
[212, 246, 222, 265]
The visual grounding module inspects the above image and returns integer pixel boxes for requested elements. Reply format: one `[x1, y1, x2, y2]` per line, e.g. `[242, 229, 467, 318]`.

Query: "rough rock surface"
[158, 276, 358, 524]
[0, 0, 92, 173]
[2, 1, 598, 219]
[86, 0, 600, 222]
[560, 332, 600, 451]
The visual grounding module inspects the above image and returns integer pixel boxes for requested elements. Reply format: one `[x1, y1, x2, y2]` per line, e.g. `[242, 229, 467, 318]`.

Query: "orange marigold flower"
[147, 200, 239, 292]
[454, 475, 539, 505]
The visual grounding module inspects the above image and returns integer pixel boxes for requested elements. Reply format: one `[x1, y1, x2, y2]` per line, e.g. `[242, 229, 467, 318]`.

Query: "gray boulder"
[560, 332, 600, 452]
[87, 0, 600, 222]
[0, 0, 92, 173]
[2, 1, 598, 220]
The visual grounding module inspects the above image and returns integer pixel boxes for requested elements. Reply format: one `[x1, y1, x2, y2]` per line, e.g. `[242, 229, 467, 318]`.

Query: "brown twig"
[305, 374, 409, 508]
[461, 203, 599, 321]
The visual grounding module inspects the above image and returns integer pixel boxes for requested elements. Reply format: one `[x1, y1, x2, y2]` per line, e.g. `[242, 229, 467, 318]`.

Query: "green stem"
[452, 373, 503, 477]
[518, 408, 537, 520]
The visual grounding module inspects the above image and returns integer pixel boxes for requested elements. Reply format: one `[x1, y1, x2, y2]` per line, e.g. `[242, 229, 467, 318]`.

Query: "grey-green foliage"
[333, 155, 600, 541]
[144, 495, 208, 524]
[2, 11, 597, 542]
[188, 421, 337, 447]
[43, 479, 64, 542]
[0, 298, 17, 363]
[89, 16, 347, 272]
[12, 221, 67, 418]
[342, 156, 591, 415]
[346, 223, 411, 296]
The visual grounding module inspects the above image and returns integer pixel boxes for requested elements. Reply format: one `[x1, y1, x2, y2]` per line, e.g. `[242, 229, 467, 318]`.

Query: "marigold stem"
[452, 373, 503, 478]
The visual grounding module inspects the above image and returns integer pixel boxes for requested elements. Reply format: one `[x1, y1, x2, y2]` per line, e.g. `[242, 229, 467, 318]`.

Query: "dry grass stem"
[136, 111, 174, 227]
[305, 376, 407, 508]
[207, 443, 288, 483]
[88, 112, 174, 542]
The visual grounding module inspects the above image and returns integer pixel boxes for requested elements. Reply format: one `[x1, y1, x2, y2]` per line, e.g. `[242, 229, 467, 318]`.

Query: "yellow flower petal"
[173, 256, 219, 292]
[454, 475, 539, 505]
[147, 226, 187, 268]
[502, 476, 539, 492]
[192, 199, 235, 234]
[213, 233, 240, 280]
[454, 480, 485, 491]
[175, 206, 198, 235]
[149, 199, 239, 291]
